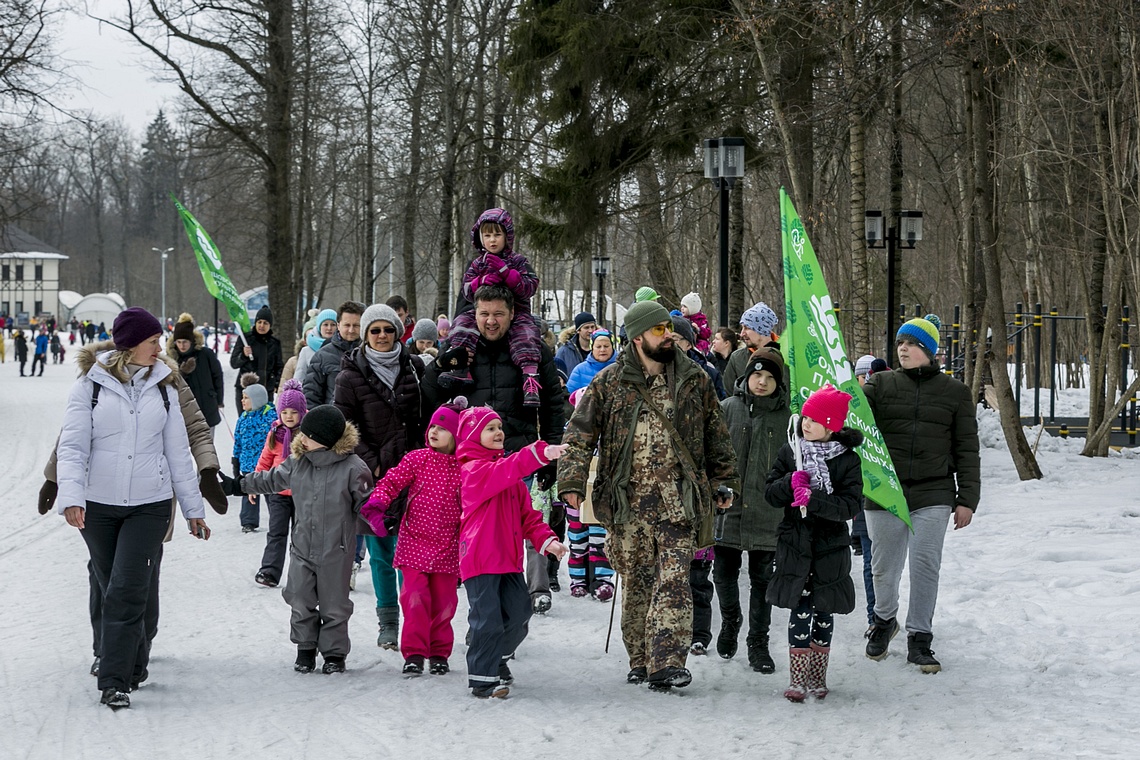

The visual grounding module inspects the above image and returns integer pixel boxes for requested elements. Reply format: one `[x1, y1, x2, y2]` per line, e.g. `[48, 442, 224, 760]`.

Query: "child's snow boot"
[403, 655, 425, 677]
[522, 371, 542, 407]
[784, 648, 811, 702]
[322, 655, 346, 674]
[429, 657, 450, 675]
[807, 643, 830, 699]
[907, 632, 942, 673]
[376, 606, 399, 650]
[295, 647, 317, 673]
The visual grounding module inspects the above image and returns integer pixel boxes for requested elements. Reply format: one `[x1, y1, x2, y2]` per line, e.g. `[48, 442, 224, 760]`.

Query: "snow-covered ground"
[3, 349, 1139, 759]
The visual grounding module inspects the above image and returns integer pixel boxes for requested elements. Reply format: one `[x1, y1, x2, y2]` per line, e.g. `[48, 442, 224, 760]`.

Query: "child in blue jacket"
[233, 372, 277, 532]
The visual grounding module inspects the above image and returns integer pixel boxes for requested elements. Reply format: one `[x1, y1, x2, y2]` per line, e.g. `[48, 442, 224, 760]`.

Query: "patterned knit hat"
[681, 292, 702, 314]
[741, 302, 778, 336]
[457, 405, 501, 446]
[801, 383, 852, 432]
[854, 354, 876, 377]
[471, 208, 515, 252]
[634, 286, 659, 303]
[428, 396, 468, 442]
[896, 314, 941, 358]
[276, 378, 307, 416]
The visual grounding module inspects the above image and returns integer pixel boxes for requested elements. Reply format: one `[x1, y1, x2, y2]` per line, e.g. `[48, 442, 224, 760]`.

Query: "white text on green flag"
[780, 187, 911, 528]
[172, 196, 251, 333]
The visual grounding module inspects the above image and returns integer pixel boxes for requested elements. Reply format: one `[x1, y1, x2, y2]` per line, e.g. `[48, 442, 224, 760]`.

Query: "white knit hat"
[854, 354, 876, 377]
[681, 292, 702, 314]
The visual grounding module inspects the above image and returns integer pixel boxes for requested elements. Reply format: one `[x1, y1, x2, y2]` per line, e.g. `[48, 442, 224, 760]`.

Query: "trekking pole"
[787, 414, 807, 518]
[604, 574, 620, 653]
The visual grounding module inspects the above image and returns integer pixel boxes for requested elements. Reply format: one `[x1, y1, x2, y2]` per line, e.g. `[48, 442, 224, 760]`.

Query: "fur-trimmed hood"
[75, 339, 179, 386]
[289, 419, 360, 459]
[165, 328, 206, 357]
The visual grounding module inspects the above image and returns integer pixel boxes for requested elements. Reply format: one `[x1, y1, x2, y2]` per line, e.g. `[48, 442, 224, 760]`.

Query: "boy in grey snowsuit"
[223, 405, 373, 674]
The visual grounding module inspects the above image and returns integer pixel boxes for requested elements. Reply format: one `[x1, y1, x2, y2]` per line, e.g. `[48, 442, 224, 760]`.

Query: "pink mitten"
[503, 268, 522, 290]
[790, 471, 811, 508]
[482, 253, 506, 270]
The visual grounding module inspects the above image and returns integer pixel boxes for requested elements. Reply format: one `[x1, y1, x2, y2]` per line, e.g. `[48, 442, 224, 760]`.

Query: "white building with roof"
[0, 226, 69, 327]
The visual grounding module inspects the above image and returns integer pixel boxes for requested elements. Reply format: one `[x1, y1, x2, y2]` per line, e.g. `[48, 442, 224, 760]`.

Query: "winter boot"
[439, 367, 474, 390]
[349, 562, 361, 591]
[294, 647, 317, 673]
[403, 655, 425, 677]
[647, 666, 692, 691]
[716, 609, 744, 659]
[747, 637, 776, 674]
[532, 594, 552, 614]
[472, 682, 510, 699]
[806, 643, 830, 699]
[322, 655, 346, 674]
[376, 606, 399, 650]
[498, 659, 514, 686]
[627, 666, 648, 684]
[522, 373, 542, 407]
[865, 614, 900, 661]
[784, 648, 811, 703]
[90, 656, 100, 677]
[100, 687, 130, 710]
[429, 657, 450, 675]
[907, 632, 942, 674]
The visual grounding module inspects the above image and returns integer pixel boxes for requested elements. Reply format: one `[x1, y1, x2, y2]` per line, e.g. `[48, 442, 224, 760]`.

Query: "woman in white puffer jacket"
[56, 307, 211, 711]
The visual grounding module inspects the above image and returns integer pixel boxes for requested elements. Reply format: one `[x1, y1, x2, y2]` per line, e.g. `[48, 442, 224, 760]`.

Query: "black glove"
[198, 467, 229, 515]
[231, 457, 242, 480]
[437, 345, 470, 371]
[38, 480, 58, 515]
[218, 471, 245, 497]
[536, 462, 557, 492]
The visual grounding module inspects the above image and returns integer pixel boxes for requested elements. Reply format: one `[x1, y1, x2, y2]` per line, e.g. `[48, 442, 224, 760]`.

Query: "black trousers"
[713, 547, 775, 645]
[260, 493, 294, 583]
[81, 500, 170, 692]
[464, 573, 531, 689]
[89, 548, 161, 658]
[30, 353, 46, 375]
[690, 559, 714, 647]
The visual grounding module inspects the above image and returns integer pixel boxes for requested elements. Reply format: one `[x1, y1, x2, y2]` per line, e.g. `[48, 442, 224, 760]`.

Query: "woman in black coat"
[14, 329, 28, 375]
[333, 302, 425, 650]
[230, 305, 285, 410]
[764, 385, 863, 702]
[168, 314, 225, 427]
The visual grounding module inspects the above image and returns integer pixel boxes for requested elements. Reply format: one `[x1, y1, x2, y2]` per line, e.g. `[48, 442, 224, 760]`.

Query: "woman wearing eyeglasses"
[334, 303, 428, 651]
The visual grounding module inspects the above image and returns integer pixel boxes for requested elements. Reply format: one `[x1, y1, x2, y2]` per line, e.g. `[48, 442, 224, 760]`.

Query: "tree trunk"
[842, 3, 870, 357]
[970, 29, 1041, 481]
[637, 164, 680, 307]
[264, 0, 297, 350]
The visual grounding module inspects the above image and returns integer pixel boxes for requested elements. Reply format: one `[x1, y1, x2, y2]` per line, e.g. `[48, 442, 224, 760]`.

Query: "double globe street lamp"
[864, 209, 923, 361]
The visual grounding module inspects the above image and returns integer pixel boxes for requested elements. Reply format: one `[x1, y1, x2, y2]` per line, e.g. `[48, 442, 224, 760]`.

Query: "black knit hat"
[747, 346, 786, 391]
[172, 313, 196, 343]
[255, 305, 273, 325]
[299, 404, 345, 448]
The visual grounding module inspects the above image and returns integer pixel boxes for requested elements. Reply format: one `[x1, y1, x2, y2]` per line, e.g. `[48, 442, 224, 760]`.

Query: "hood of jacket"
[165, 328, 206, 358]
[290, 418, 361, 461]
[76, 339, 179, 386]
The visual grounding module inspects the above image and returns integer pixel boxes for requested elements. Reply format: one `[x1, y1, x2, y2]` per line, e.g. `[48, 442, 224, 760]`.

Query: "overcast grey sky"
[57, 4, 182, 132]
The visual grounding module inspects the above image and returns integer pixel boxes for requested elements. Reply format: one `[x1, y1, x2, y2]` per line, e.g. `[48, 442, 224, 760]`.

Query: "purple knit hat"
[112, 307, 163, 350]
[274, 379, 307, 452]
[470, 208, 514, 253]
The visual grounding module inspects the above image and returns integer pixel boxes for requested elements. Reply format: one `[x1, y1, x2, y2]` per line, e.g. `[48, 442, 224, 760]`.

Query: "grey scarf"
[798, 439, 846, 494]
[364, 344, 402, 389]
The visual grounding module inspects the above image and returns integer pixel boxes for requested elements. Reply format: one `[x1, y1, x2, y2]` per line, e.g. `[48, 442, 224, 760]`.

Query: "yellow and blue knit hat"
[896, 314, 941, 358]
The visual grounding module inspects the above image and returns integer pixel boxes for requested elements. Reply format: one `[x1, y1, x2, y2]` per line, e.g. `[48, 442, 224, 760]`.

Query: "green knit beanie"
[623, 301, 671, 340]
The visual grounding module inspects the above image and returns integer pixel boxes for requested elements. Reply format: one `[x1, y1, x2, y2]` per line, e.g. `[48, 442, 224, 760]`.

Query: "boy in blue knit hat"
[233, 372, 277, 532]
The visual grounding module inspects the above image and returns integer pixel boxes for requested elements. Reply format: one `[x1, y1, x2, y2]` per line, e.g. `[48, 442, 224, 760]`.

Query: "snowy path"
[2, 350, 1138, 759]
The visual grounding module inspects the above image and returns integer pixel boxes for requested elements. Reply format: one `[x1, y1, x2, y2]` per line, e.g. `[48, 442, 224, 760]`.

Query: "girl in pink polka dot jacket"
[360, 398, 468, 677]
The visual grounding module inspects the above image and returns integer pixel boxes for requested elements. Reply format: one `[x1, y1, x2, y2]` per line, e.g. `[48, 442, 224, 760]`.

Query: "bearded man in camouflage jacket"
[558, 300, 738, 691]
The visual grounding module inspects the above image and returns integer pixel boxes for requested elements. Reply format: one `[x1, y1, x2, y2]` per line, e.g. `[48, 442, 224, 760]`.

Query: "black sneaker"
[907, 632, 942, 674]
[472, 682, 509, 699]
[429, 657, 450, 675]
[295, 648, 317, 673]
[322, 655, 346, 674]
[498, 660, 514, 685]
[716, 610, 743, 659]
[100, 687, 130, 710]
[254, 571, 278, 587]
[242, 525, 258, 533]
[747, 639, 776, 674]
[865, 615, 900, 661]
[402, 656, 425, 677]
[90, 656, 100, 677]
[647, 666, 692, 690]
[627, 666, 648, 684]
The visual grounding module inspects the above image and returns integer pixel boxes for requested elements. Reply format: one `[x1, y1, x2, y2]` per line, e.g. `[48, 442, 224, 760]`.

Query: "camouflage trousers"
[606, 518, 695, 674]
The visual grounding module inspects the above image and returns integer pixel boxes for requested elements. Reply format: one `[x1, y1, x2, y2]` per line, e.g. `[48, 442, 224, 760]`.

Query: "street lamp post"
[592, 255, 610, 327]
[703, 137, 745, 328]
[151, 247, 173, 328]
[864, 210, 923, 362]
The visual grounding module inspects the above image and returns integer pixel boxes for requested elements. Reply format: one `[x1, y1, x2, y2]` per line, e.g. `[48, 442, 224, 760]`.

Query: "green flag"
[780, 187, 911, 527]
[172, 196, 251, 333]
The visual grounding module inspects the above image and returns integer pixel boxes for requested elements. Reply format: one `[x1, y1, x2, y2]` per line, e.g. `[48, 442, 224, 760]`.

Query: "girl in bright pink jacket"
[455, 405, 568, 698]
[360, 399, 467, 677]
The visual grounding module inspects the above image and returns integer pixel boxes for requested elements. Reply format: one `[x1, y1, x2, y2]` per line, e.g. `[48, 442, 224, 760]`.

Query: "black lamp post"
[704, 137, 745, 327]
[592, 255, 610, 326]
[864, 209, 923, 362]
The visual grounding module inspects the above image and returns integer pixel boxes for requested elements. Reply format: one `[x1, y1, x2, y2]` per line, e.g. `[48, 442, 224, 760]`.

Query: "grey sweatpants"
[865, 505, 952, 635]
[282, 549, 355, 657]
[525, 540, 550, 597]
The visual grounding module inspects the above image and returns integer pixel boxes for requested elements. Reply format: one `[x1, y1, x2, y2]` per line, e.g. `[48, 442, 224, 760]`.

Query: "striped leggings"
[566, 505, 614, 592]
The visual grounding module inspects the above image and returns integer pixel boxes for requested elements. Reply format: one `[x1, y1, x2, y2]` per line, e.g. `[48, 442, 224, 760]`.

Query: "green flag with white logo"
[780, 187, 911, 527]
[172, 196, 251, 333]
